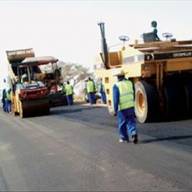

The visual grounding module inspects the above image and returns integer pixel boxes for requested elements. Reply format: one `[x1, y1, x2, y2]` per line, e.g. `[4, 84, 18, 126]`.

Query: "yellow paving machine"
[95, 21, 192, 123]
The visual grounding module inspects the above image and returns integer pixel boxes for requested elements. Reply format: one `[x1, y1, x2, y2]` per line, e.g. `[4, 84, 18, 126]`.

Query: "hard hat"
[151, 20, 157, 28]
[113, 69, 125, 76]
[22, 74, 27, 78]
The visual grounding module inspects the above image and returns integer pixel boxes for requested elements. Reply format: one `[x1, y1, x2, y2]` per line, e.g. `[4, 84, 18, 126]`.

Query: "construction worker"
[1, 89, 7, 112]
[113, 70, 138, 144]
[21, 73, 28, 85]
[5, 88, 12, 113]
[65, 81, 73, 105]
[86, 77, 96, 104]
[98, 79, 106, 104]
[1, 78, 8, 112]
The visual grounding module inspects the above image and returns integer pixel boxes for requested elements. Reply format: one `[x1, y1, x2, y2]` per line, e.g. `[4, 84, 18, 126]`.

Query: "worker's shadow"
[141, 135, 192, 144]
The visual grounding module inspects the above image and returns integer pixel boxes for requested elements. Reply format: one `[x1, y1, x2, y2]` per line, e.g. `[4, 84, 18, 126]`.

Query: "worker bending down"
[113, 70, 138, 144]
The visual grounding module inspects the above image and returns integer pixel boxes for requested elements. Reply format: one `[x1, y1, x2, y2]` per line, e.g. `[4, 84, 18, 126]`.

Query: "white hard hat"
[113, 69, 125, 76]
[22, 74, 27, 78]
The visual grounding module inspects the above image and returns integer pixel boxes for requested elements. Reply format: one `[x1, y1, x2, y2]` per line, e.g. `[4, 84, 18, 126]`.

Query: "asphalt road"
[0, 104, 192, 191]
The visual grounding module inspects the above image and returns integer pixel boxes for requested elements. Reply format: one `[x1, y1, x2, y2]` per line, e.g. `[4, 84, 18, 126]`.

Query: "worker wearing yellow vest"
[1, 78, 8, 112]
[113, 70, 138, 144]
[5, 88, 12, 113]
[86, 77, 96, 104]
[65, 81, 73, 105]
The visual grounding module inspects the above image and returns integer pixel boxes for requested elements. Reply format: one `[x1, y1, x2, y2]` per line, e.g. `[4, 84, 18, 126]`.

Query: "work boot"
[119, 138, 124, 143]
[132, 134, 138, 144]
[119, 138, 129, 143]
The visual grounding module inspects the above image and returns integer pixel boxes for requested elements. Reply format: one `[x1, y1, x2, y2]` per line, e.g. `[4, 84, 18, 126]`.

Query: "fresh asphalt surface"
[0, 103, 192, 191]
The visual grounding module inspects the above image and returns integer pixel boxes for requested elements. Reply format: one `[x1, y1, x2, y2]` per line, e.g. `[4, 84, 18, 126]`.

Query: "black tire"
[135, 81, 160, 123]
[163, 76, 187, 120]
[184, 79, 192, 117]
[44, 107, 50, 115]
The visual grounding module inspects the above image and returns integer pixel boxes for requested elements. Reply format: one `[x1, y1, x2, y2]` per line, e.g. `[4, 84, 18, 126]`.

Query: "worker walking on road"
[86, 77, 96, 104]
[113, 70, 138, 144]
[1, 89, 7, 112]
[98, 79, 106, 104]
[5, 88, 12, 113]
[65, 81, 73, 105]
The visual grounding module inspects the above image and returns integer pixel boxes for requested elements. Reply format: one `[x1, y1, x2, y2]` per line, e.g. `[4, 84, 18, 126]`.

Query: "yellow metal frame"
[95, 42, 192, 114]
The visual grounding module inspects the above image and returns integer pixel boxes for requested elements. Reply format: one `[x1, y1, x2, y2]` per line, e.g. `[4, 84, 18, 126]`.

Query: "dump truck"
[95, 22, 192, 123]
[7, 48, 50, 117]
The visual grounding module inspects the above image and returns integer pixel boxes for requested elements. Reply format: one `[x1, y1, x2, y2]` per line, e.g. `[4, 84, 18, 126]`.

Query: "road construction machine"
[7, 48, 50, 117]
[96, 21, 192, 123]
[7, 48, 66, 117]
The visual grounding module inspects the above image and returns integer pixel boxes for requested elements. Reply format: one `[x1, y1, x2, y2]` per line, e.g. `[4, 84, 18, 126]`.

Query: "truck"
[95, 22, 192, 123]
[7, 48, 66, 117]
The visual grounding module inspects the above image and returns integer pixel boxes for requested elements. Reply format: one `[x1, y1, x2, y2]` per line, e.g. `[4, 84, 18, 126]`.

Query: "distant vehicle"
[7, 49, 50, 117]
[7, 48, 66, 117]
[22, 56, 67, 107]
[96, 21, 192, 123]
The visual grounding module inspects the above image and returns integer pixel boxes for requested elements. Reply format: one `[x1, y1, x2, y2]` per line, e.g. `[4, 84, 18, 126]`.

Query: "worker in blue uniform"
[1, 78, 9, 112]
[65, 81, 73, 105]
[86, 77, 96, 104]
[1, 89, 7, 112]
[113, 70, 138, 144]
[98, 79, 106, 104]
[5, 88, 12, 113]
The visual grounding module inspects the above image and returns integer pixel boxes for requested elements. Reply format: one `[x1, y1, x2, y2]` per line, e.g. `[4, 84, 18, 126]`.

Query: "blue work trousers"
[100, 91, 106, 104]
[88, 93, 96, 104]
[5, 100, 11, 113]
[66, 95, 73, 105]
[2, 100, 6, 112]
[117, 108, 137, 140]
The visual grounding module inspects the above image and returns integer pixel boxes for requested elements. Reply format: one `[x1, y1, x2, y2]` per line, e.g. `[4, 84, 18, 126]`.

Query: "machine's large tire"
[184, 78, 192, 117]
[135, 81, 160, 123]
[163, 76, 187, 120]
[43, 106, 50, 115]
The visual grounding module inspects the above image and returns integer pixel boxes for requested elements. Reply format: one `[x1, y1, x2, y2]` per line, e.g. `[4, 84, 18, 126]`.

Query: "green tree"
[58, 61, 92, 85]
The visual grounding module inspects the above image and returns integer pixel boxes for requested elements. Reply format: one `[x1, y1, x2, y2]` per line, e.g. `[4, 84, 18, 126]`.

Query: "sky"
[0, 0, 192, 86]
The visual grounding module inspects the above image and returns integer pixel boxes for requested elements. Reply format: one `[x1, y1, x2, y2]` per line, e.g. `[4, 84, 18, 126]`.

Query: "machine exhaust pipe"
[98, 22, 109, 69]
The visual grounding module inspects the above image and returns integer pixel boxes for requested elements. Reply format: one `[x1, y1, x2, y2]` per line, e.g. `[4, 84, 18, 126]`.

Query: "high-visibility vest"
[116, 80, 134, 111]
[6, 90, 11, 101]
[87, 80, 95, 93]
[65, 84, 73, 96]
[62, 85, 66, 93]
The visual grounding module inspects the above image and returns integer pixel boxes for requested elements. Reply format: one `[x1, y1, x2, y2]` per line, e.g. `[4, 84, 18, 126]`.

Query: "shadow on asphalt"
[141, 135, 192, 144]
[51, 108, 82, 114]
[49, 105, 192, 148]
[50, 106, 104, 115]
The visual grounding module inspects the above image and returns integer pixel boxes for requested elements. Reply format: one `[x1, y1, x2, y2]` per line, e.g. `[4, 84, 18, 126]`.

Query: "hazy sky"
[0, 0, 192, 84]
